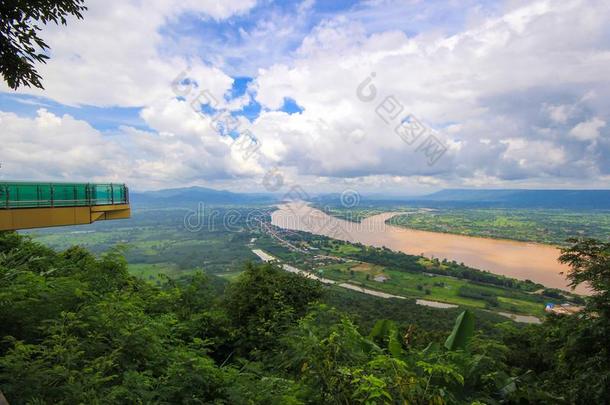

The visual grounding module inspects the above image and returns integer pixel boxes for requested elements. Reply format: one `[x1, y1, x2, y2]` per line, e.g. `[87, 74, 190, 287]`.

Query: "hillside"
[1, 232, 608, 403]
[131, 186, 276, 207]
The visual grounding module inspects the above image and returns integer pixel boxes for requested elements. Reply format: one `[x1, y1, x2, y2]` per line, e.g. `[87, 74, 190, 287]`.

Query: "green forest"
[1, 1, 609, 404]
[254, 230, 580, 317]
[1, 232, 608, 404]
[386, 209, 610, 246]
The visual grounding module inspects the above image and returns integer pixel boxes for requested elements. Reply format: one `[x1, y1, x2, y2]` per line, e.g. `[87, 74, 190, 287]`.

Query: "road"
[251, 248, 541, 324]
[252, 249, 405, 299]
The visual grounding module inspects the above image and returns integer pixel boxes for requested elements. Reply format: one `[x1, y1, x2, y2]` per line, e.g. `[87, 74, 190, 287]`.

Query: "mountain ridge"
[415, 189, 610, 208]
[131, 186, 610, 209]
[131, 186, 276, 206]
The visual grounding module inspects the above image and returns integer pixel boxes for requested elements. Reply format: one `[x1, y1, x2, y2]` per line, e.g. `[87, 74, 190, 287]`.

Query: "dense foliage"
[30, 206, 583, 315]
[0, 232, 608, 403]
[255, 229, 580, 315]
[0, 0, 87, 89]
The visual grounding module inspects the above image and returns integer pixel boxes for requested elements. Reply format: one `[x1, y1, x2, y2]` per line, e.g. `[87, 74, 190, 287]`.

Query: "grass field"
[317, 205, 610, 246]
[27, 205, 566, 318]
[128, 262, 191, 280]
[388, 208, 610, 246]
[257, 228, 575, 317]
[316, 260, 547, 316]
[28, 207, 266, 279]
[329, 242, 361, 255]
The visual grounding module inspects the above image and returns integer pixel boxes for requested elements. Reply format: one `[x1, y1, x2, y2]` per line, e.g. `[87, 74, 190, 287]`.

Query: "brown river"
[271, 203, 587, 295]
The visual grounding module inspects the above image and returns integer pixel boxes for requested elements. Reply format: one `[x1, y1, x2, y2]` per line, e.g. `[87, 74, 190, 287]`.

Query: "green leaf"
[444, 310, 475, 351]
[368, 319, 395, 340]
[422, 341, 440, 355]
[369, 319, 403, 357]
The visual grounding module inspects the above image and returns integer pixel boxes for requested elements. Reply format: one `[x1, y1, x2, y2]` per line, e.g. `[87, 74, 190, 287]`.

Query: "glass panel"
[0, 184, 6, 208]
[38, 184, 52, 207]
[9, 184, 38, 208]
[54, 184, 76, 207]
[112, 184, 126, 204]
[93, 184, 112, 205]
[74, 184, 88, 206]
[0, 182, 128, 208]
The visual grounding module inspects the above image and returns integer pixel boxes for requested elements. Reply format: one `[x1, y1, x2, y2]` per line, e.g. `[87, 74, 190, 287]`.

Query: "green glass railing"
[0, 182, 129, 209]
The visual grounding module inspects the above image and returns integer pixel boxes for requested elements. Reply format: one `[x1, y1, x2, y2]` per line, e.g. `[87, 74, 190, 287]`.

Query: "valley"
[28, 199, 587, 322]
[272, 202, 590, 294]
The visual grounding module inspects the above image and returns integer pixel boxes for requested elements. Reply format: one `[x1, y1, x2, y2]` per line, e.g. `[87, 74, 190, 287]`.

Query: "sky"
[1, 0, 609, 195]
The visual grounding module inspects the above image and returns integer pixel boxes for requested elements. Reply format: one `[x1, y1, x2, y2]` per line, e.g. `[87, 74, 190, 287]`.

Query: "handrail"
[0, 182, 129, 209]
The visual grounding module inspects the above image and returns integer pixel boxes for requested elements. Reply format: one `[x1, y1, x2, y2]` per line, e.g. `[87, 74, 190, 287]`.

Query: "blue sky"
[0, 0, 609, 192]
[1, 0, 500, 132]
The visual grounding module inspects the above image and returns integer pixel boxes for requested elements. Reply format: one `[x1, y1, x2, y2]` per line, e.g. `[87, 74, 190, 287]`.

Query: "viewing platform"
[0, 182, 131, 231]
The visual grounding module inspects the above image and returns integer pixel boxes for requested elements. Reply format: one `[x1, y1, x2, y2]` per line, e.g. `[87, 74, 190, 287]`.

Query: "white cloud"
[501, 138, 566, 169]
[0, 107, 263, 190]
[2, 0, 610, 191]
[545, 104, 574, 124]
[0, 109, 122, 181]
[569, 117, 606, 141]
[248, 0, 610, 186]
[0, 0, 256, 107]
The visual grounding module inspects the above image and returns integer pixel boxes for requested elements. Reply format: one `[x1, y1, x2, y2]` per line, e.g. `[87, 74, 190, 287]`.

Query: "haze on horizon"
[1, 0, 609, 194]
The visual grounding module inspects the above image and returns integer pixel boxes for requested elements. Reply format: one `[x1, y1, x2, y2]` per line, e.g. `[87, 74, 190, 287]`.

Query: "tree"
[500, 238, 610, 403]
[559, 238, 610, 318]
[224, 262, 323, 355]
[0, 0, 87, 89]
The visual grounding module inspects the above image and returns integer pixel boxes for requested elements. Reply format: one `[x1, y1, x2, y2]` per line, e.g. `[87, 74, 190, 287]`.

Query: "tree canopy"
[0, 0, 87, 89]
[0, 232, 608, 403]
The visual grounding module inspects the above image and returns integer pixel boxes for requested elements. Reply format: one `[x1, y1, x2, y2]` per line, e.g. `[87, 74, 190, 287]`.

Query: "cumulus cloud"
[0, 0, 256, 106]
[1, 0, 610, 191]
[0, 109, 124, 180]
[0, 107, 264, 190]
[545, 104, 575, 124]
[569, 117, 606, 141]
[248, 0, 610, 187]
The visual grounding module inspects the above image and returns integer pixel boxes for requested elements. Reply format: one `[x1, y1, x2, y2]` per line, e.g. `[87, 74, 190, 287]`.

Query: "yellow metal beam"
[0, 204, 130, 231]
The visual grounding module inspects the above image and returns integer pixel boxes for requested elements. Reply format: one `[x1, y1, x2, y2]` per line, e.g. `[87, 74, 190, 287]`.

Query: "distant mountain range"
[131, 186, 275, 207]
[413, 189, 610, 209]
[131, 186, 610, 209]
[316, 189, 610, 209]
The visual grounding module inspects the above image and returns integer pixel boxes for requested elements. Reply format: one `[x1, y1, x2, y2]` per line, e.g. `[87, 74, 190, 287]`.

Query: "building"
[544, 303, 584, 315]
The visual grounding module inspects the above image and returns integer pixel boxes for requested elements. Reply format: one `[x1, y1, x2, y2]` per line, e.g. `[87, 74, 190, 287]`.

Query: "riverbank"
[252, 248, 541, 324]
[271, 202, 587, 294]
